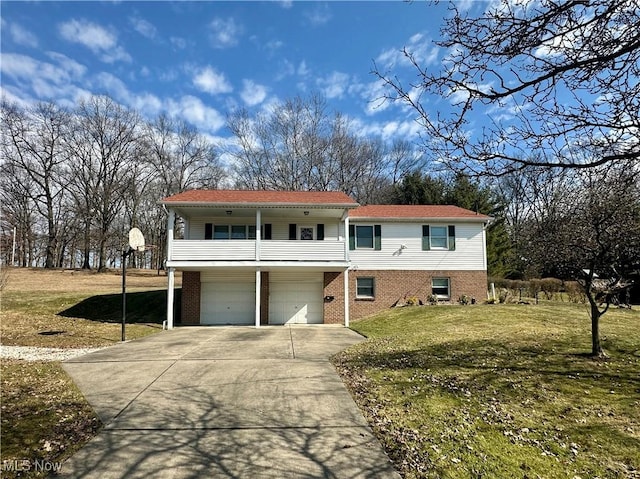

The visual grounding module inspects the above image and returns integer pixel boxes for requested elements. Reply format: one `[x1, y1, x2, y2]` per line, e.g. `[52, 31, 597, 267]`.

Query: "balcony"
[169, 239, 347, 263]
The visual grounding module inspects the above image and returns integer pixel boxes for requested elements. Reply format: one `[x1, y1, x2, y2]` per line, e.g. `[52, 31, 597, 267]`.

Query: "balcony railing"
[169, 239, 347, 262]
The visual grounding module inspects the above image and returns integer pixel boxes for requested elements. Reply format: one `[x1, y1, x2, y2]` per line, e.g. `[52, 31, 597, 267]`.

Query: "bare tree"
[226, 93, 422, 202]
[1, 101, 70, 268]
[68, 96, 140, 272]
[523, 161, 640, 356]
[143, 114, 224, 195]
[374, 0, 640, 175]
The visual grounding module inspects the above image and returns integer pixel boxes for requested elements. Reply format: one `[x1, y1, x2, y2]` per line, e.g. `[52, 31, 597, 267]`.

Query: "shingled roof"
[349, 205, 490, 220]
[161, 189, 359, 207]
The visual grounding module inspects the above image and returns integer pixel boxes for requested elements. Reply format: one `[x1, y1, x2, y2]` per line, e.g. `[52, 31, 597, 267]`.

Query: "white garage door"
[201, 275, 255, 325]
[269, 280, 323, 325]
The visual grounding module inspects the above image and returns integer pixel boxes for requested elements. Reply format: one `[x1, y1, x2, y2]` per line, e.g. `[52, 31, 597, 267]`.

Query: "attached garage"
[269, 272, 324, 325]
[200, 271, 255, 325]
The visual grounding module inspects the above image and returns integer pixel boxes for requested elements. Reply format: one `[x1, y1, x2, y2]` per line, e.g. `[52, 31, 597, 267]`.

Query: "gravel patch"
[0, 345, 106, 362]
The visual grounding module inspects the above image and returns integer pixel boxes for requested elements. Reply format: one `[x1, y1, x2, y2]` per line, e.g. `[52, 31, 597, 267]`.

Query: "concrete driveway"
[61, 326, 400, 478]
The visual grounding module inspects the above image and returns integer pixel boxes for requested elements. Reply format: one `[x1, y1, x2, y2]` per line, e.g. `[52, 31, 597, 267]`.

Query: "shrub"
[564, 281, 587, 303]
[405, 296, 420, 306]
[427, 294, 439, 305]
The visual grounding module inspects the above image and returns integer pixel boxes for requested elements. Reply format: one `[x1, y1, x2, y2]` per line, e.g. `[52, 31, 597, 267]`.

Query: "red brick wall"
[323, 272, 345, 324]
[181, 271, 201, 325]
[349, 270, 487, 320]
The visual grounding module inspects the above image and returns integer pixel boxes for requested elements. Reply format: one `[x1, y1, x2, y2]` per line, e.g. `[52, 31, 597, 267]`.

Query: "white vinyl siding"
[348, 222, 486, 271]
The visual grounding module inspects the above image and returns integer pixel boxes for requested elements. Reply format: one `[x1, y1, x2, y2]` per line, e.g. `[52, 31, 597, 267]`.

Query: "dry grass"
[1, 267, 182, 478]
[1, 267, 181, 348]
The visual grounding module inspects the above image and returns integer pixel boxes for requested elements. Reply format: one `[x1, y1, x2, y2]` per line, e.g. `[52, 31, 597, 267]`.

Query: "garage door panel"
[201, 281, 255, 325]
[269, 280, 323, 325]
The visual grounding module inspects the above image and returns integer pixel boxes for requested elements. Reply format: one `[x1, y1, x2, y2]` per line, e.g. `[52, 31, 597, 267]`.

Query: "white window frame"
[431, 277, 450, 299]
[430, 226, 448, 250]
[355, 225, 374, 249]
[356, 277, 375, 299]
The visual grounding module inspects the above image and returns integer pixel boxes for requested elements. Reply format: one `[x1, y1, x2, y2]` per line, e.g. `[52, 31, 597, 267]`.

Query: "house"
[161, 190, 491, 328]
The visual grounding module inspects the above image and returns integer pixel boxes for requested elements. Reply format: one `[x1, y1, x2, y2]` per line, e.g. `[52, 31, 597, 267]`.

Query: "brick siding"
[260, 271, 269, 325]
[349, 270, 487, 320]
[323, 272, 345, 324]
[181, 271, 201, 325]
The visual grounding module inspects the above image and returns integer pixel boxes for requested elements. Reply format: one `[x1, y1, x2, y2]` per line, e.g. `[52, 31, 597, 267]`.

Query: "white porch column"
[344, 268, 350, 328]
[167, 208, 175, 256]
[255, 209, 261, 261]
[167, 267, 175, 329]
[166, 209, 176, 330]
[343, 211, 350, 262]
[255, 268, 261, 328]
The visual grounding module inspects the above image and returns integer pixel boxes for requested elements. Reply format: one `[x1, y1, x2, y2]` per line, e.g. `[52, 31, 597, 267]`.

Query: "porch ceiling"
[171, 205, 347, 220]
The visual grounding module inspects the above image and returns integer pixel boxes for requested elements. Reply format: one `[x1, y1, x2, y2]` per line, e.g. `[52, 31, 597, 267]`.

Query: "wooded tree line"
[0, 93, 432, 271]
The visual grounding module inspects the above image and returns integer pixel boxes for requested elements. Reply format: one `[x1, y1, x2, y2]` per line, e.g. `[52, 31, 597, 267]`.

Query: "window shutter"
[317, 224, 324, 241]
[205, 223, 212, 240]
[289, 224, 297, 240]
[348, 224, 355, 250]
[263, 224, 272, 240]
[374, 224, 382, 251]
[448, 225, 456, 251]
[422, 225, 430, 250]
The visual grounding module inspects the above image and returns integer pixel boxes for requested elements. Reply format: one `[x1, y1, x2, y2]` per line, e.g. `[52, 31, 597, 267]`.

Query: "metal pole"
[122, 248, 128, 342]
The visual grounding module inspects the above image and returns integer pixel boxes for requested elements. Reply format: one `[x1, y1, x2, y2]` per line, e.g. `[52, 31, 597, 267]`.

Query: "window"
[356, 277, 375, 298]
[207, 224, 257, 240]
[430, 226, 448, 249]
[213, 225, 230, 239]
[432, 278, 450, 299]
[357, 225, 375, 248]
[231, 225, 246, 239]
[422, 225, 456, 251]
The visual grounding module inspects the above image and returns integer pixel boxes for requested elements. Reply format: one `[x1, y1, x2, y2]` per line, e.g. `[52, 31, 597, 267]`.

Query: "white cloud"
[130, 17, 157, 39]
[352, 117, 422, 141]
[297, 61, 310, 77]
[240, 79, 268, 106]
[0, 53, 91, 106]
[209, 17, 242, 48]
[317, 71, 350, 99]
[58, 18, 131, 63]
[45, 52, 87, 80]
[170, 36, 187, 50]
[376, 32, 439, 70]
[304, 4, 332, 26]
[167, 95, 226, 133]
[192, 66, 233, 95]
[9, 23, 38, 48]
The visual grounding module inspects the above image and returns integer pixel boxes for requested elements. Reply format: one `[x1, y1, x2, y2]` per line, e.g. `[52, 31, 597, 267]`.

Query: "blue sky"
[0, 1, 480, 147]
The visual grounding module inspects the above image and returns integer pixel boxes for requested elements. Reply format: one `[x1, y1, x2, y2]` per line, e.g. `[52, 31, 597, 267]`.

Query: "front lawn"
[334, 303, 640, 479]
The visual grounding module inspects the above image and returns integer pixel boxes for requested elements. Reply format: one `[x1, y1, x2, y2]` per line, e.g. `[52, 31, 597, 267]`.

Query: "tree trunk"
[590, 302, 603, 356]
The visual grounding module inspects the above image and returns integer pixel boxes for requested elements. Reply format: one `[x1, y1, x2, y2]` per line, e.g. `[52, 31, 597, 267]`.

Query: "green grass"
[0, 360, 100, 478]
[334, 303, 640, 479]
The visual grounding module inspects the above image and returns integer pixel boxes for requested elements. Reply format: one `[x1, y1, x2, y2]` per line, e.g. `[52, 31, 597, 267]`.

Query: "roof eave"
[349, 216, 492, 223]
[160, 200, 360, 209]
